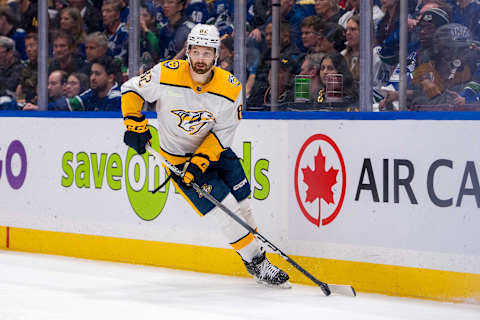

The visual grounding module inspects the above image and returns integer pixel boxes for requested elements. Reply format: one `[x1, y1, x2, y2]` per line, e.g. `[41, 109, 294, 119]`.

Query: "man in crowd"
[0, 5, 26, 60]
[158, 0, 194, 60]
[84, 32, 109, 63]
[0, 36, 24, 101]
[23, 70, 69, 111]
[102, 0, 128, 66]
[49, 30, 91, 75]
[67, 56, 121, 111]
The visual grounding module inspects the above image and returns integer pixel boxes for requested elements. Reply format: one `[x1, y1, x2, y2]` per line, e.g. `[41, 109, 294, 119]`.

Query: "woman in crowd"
[59, 7, 87, 59]
[314, 52, 358, 105]
[64, 72, 89, 98]
[342, 15, 360, 83]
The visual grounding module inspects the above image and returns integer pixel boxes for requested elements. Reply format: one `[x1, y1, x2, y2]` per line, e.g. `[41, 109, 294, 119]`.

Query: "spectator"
[315, 52, 358, 105]
[69, 0, 103, 33]
[49, 29, 91, 75]
[0, 36, 24, 100]
[23, 70, 69, 111]
[218, 34, 234, 72]
[0, 5, 26, 60]
[314, 0, 344, 24]
[158, 0, 194, 60]
[17, 32, 37, 103]
[300, 15, 323, 54]
[376, 0, 400, 47]
[84, 32, 109, 63]
[249, 0, 315, 53]
[377, 8, 450, 109]
[184, 0, 209, 24]
[247, 21, 301, 102]
[65, 72, 89, 98]
[102, 0, 129, 66]
[59, 7, 87, 58]
[140, 2, 160, 61]
[316, 22, 346, 54]
[247, 53, 297, 108]
[17, 0, 37, 33]
[338, 0, 383, 30]
[299, 52, 325, 102]
[409, 24, 478, 108]
[452, 0, 480, 41]
[342, 15, 360, 82]
[66, 56, 122, 111]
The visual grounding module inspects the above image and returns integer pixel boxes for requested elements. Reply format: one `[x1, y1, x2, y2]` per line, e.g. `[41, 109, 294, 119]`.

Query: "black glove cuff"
[124, 115, 146, 122]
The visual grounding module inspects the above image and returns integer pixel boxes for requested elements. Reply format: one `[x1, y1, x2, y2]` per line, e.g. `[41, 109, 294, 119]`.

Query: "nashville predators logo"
[228, 74, 240, 87]
[163, 60, 179, 69]
[171, 109, 216, 135]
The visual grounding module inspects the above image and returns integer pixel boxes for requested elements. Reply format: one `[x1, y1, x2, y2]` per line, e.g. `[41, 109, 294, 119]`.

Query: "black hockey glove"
[182, 154, 210, 186]
[123, 115, 152, 155]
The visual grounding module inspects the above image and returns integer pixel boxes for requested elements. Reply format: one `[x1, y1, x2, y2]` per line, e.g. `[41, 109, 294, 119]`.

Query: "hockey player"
[120, 24, 290, 288]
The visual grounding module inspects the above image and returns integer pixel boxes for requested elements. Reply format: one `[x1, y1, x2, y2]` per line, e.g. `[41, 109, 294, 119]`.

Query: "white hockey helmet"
[186, 24, 221, 65]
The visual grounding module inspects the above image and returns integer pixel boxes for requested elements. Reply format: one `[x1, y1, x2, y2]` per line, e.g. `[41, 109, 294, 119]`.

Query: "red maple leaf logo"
[302, 146, 338, 206]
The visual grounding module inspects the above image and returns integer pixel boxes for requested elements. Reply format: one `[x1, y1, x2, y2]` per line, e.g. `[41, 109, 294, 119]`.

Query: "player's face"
[189, 45, 215, 74]
[90, 63, 109, 92]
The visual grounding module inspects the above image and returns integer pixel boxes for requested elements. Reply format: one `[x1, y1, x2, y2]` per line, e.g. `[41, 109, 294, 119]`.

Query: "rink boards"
[0, 112, 479, 303]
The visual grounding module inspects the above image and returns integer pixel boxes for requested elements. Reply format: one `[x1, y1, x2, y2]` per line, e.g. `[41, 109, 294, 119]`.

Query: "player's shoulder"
[209, 67, 242, 102]
[159, 59, 190, 86]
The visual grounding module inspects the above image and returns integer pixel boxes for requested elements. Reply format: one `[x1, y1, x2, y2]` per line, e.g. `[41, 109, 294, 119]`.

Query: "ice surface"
[0, 250, 479, 320]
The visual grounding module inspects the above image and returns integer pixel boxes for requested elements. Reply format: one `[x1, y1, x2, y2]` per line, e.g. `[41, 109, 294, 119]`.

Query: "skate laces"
[258, 259, 280, 280]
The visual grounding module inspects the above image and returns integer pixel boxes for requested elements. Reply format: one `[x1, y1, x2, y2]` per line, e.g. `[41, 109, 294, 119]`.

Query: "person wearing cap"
[376, 7, 450, 110]
[260, 53, 297, 106]
[120, 24, 291, 288]
[410, 23, 479, 108]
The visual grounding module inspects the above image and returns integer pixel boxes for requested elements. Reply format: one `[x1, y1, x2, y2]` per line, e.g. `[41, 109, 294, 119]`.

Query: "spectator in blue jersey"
[49, 29, 91, 76]
[157, 0, 194, 60]
[0, 5, 26, 60]
[0, 36, 24, 104]
[102, 0, 129, 67]
[207, 0, 255, 34]
[184, 0, 209, 24]
[22, 70, 69, 111]
[66, 56, 122, 111]
[452, 0, 480, 41]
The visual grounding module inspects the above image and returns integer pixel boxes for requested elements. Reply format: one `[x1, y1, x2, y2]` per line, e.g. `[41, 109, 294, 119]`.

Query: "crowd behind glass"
[0, 0, 478, 112]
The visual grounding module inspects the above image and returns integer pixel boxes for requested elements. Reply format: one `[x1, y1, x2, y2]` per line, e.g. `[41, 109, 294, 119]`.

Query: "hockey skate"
[249, 252, 291, 288]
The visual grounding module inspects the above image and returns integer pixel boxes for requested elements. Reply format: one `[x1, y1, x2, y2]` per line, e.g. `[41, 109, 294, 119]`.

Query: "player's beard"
[192, 60, 214, 74]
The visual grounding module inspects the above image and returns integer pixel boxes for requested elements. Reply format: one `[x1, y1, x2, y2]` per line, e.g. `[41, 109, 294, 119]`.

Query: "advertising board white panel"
[0, 117, 478, 274]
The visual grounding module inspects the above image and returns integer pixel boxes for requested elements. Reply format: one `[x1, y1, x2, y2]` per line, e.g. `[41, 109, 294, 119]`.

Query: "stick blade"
[328, 284, 356, 297]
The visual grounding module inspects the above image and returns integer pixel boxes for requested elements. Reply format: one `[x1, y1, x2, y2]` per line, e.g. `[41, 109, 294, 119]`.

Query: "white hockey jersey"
[121, 59, 243, 165]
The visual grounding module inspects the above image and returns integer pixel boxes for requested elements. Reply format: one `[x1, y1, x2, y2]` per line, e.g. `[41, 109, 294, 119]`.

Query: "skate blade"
[255, 279, 292, 289]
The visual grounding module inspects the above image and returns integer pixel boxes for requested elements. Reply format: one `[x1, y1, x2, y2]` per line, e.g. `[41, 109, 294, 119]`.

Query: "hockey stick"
[145, 144, 356, 297]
